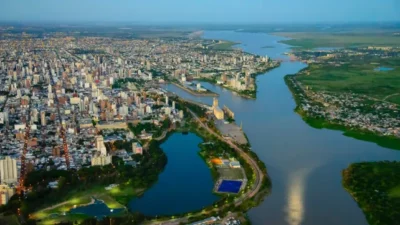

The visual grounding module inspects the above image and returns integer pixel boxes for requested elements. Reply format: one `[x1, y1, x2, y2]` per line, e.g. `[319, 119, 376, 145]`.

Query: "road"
[145, 108, 265, 225]
[383, 93, 400, 102]
[142, 130, 168, 150]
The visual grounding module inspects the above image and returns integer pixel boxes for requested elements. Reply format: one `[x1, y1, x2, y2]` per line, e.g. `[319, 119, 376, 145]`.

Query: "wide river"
[162, 31, 400, 225]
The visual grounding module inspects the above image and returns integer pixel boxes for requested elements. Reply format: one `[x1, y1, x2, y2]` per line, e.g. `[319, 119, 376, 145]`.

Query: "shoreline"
[195, 62, 281, 100]
[342, 162, 400, 225]
[284, 75, 400, 151]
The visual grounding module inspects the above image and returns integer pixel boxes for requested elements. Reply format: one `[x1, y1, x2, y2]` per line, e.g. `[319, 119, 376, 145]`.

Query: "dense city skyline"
[0, 0, 399, 23]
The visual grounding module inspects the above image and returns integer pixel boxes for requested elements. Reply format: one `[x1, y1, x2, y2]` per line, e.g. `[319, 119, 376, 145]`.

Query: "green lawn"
[389, 185, 400, 198]
[35, 214, 90, 225]
[296, 60, 400, 102]
[386, 94, 400, 105]
[275, 32, 400, 48]
[32, 184, 142, 225]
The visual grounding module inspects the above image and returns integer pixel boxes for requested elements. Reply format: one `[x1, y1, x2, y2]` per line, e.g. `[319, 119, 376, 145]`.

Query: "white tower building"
[0, 157, 18, 184]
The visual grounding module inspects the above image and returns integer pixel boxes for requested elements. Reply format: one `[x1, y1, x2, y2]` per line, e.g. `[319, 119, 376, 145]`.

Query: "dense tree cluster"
[342, 161, 400, 225]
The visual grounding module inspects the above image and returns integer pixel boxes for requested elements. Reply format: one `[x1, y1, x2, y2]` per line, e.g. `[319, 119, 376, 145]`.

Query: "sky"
[0, 0, 399, 23]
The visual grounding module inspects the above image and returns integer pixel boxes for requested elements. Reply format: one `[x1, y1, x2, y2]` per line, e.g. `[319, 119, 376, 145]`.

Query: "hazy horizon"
[0, 0, 399, 23]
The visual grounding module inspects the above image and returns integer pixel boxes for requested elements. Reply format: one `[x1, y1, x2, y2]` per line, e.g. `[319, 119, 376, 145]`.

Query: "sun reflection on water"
[285, 168, 311, 225]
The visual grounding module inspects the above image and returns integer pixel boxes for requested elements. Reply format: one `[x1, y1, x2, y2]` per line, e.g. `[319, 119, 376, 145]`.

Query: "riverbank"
[170, 81, 219, 97]
[342, 161, 400, 225]
[284, 75, 400, 151]
[207, 40, 240, 51]
[195, 62, 280, 99]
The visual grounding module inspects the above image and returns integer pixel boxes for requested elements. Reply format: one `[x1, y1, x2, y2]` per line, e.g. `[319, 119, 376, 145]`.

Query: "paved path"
[383, 93, 400, 101]
[143, 130, 168, 150]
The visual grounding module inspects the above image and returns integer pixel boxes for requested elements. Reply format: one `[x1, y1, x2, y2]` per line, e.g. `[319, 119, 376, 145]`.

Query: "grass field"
[296, 59, 400, 102]
[217, 168, 245, 180]
[31, 184, 141, 225]
[389, 185, 400, 198]
[275, 32, 400, 48]
[386, 94, 400, 105]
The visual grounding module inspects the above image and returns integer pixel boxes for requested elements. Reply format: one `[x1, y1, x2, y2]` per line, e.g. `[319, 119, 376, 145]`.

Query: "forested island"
[342, 161, 400, 225]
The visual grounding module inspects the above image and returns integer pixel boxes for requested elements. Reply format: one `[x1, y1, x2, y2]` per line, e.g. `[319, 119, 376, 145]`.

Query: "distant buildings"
[0, 156, 18, 184]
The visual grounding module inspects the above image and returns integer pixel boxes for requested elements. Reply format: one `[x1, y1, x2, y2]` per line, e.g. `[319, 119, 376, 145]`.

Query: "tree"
[58, 176, 67, 189]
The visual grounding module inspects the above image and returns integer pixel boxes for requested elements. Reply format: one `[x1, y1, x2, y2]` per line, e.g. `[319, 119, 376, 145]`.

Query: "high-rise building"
[0, 113, 4, 124]
[165, 96, 169, 106]
[0, 184, 15, 205]
[146, 60, 151, 70]
[91, 154, 112, 166]
[118, 105, 129, 116]
[165, 107, 172, 115]
[52, 146, 61, 157]
[0, 157, 18, 184]
[95, 136, 107, 156]
[212, 98, 224, 120]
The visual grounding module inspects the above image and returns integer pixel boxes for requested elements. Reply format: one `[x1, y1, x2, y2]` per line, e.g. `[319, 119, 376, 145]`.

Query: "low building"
[229, 161, 241, 168]
[132, 142, 143, 155]
[48, 181, 59, 189]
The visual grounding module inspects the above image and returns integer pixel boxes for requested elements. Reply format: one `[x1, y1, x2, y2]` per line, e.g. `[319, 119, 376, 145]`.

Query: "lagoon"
[128, 133, 219, 216]
[69, 199, 125, 219]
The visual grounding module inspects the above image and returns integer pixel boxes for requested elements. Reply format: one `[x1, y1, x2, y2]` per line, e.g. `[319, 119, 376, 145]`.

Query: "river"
[163, 31, 400, 225]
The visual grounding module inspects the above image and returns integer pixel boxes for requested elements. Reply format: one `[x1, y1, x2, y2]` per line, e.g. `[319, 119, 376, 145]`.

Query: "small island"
[342, 161, 400, 225]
